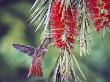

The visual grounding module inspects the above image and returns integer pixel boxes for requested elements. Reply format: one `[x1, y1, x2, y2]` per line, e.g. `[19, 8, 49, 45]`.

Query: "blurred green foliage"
[0, 0, 110, 82]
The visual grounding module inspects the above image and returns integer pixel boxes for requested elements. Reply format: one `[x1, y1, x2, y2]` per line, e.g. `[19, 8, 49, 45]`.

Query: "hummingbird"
[13, 38, 52, 77]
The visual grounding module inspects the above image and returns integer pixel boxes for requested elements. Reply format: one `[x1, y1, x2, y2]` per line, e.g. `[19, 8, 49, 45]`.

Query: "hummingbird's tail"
[28, 60, 43, 77]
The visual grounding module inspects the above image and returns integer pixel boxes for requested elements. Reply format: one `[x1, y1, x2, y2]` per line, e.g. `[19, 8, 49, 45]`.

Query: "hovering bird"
[13, 44, 47, 77]
[13, 38, 52, 77]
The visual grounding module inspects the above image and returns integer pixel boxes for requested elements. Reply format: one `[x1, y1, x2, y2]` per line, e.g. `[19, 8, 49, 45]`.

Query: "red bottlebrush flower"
[87, 0, 110, 32]
[50, 1, 78, 48]
[50, 1, 64, 48]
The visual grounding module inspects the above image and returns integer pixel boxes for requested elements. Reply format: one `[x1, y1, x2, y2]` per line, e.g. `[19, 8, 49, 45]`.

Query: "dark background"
[0, 0, 110, 82]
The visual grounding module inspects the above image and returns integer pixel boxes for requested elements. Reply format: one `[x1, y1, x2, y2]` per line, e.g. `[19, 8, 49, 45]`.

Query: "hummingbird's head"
[40, 45, 48, 51]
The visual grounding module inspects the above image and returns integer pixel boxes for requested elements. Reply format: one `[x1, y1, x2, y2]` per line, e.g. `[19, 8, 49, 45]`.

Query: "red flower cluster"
[50, 1, 78, 48]
[87, 0, 110, 32]
[50, 1, 65, 48]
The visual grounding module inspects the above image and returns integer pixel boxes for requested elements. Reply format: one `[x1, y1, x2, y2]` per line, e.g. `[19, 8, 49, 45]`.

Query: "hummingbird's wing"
[13, 44, 36, 56]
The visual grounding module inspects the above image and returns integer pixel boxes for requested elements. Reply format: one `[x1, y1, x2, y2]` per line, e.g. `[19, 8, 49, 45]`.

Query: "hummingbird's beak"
[43, 49, 48, 52]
